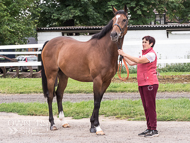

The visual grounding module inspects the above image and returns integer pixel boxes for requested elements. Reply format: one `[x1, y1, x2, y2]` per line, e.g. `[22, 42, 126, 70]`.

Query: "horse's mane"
[91, 20, 113, 40]
[91, 10, 127, 40]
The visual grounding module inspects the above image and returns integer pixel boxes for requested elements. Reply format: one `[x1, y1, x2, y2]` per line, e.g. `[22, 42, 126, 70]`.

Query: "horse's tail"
[41, 41, 49, 98]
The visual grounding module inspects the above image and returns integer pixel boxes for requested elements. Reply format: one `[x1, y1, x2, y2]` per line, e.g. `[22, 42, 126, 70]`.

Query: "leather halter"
[113, 20, 128, 39]
[114, 23, 122, 35]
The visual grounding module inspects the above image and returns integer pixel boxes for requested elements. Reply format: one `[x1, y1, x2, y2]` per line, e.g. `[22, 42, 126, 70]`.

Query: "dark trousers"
[138, 84, 158, 130]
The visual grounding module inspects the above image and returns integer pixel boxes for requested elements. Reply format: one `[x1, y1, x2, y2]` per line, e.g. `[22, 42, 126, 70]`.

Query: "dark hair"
[91, 20, 113, 40]
[142, 36, 155, 48]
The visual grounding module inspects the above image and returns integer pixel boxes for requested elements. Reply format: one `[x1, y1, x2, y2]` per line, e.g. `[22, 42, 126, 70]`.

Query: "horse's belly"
[61, 67, 93, 82]
[69, 75, 93, 82]
[67, 73, 93, 82]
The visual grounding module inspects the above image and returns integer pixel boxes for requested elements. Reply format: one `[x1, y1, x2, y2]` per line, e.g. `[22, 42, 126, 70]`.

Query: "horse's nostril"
[111, 32, 118, 37]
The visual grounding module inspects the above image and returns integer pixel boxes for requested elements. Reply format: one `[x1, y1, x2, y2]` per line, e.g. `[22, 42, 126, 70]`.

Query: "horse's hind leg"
[46, 70, 58, 130]
[56, 70, 70, 128]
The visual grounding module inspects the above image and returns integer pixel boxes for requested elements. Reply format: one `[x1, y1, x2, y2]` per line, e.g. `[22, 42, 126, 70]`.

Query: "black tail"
[41, 41, 49, 98]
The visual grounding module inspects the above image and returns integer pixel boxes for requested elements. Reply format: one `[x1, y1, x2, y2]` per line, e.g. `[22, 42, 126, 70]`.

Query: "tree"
[35, 0, 169, 26]
[0, 0, 37, 45]
[165, 0, 190, 23]
[107, 0, 159, 25]
[36, 0, 113, 27]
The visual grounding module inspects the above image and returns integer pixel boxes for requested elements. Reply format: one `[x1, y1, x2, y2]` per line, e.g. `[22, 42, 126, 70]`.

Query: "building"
[37, 24, 190, 67]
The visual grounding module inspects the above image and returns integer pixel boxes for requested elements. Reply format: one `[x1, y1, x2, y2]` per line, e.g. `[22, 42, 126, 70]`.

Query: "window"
[155, 14, 165, 24]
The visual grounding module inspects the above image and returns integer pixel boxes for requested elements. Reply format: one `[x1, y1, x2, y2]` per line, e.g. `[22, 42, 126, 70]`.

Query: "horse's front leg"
[90, 79, 112, 135]
[90, 77, 111, 135]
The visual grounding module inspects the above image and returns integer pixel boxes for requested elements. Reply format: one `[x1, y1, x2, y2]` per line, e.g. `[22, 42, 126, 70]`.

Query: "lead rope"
[117, 58, 129, 81]
[117, 38, 129, 81]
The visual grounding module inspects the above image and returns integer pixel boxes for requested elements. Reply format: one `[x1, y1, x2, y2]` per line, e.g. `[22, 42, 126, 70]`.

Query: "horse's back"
[42, 36, 94, 81]
[42, 36, 90, 59]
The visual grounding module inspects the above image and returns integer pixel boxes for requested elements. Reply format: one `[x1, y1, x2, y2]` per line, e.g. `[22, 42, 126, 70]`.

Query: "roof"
[37, 24, 190, 32]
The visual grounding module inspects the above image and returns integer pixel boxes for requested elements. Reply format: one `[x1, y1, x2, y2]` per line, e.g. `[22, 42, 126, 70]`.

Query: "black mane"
[91, 10, 127, 40]
[91, 20, 113, 40]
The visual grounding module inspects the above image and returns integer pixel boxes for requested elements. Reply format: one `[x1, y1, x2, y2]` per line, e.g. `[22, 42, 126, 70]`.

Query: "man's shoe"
[138, 129, 151, 136]
[144, 130, 159, 137]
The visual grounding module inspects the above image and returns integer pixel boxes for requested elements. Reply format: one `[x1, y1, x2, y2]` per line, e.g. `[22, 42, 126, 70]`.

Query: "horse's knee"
[94, 102, 100, 109]
[47, 96, 53, 102]
[56, 91, 62, 100]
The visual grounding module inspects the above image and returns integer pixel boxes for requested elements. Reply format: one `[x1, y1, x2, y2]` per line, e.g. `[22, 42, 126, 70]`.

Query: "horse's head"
[110, 5, 128, 42]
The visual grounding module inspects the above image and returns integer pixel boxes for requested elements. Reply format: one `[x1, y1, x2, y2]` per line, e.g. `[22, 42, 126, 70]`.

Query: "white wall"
[38, 32, 62, 44]
[37, 30, 190, 64]
[123, 30, 190, 60]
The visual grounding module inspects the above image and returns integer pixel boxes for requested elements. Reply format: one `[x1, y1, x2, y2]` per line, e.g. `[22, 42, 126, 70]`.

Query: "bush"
[120, 65, 137, 74]
[157, 63, 190, 73]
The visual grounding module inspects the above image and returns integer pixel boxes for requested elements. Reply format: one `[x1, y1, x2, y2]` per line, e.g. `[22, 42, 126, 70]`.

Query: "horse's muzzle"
[110, 32, 120, 42]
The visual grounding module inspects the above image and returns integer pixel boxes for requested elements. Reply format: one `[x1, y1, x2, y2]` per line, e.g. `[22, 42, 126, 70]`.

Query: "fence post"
[38, 49, 42, 71]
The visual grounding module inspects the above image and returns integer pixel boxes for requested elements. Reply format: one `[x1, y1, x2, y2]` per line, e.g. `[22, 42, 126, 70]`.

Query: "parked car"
[15, 56, 24, 61]
[0, 57, 9, 73]
[0, 49, 15, 73]
[19, 55, 38, 72]
[9, 55, 38, 72]
[8, 56, 25, 72]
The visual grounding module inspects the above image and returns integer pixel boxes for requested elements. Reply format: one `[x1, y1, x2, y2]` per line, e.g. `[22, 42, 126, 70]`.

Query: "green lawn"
[0, 72, 190, 94]
[0, 98, 190, 121]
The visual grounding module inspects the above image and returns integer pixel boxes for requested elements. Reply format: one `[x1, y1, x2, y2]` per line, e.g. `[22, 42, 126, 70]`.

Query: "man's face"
[142, 38, 152, 50]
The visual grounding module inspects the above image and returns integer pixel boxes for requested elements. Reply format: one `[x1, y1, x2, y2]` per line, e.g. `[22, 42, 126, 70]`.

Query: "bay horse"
[41, 5, 128, 135]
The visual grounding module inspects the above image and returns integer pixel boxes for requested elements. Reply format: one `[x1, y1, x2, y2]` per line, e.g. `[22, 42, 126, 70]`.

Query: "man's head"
[142, 36, 155, 50]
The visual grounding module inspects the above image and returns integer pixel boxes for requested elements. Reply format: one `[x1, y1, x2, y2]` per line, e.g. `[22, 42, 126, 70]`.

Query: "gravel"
[0, 92, 190, 103]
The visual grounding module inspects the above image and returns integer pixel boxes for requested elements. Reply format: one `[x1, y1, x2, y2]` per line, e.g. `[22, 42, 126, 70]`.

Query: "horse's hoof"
[90, 127, 96, 133]
[62, 123, 70, 128]
[96, 131, 105, 135]
[50, 125, 58, 131]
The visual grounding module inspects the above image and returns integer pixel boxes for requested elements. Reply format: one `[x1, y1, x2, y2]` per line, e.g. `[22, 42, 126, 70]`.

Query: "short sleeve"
[144, 52, 156, 63]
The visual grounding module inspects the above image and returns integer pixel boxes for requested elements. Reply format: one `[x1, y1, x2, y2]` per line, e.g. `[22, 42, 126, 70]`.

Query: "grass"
[0, 98, 190, 121]
[0, 72, 190, 94]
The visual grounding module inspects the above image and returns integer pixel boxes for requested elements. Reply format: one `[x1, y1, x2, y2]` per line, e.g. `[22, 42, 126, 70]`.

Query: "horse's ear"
[112, 6, 117, 14]
[124, 5, 128, 14]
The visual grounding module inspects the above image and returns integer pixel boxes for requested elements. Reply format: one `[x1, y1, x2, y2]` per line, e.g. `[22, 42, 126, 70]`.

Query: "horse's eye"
[123, 19, 127, 22]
